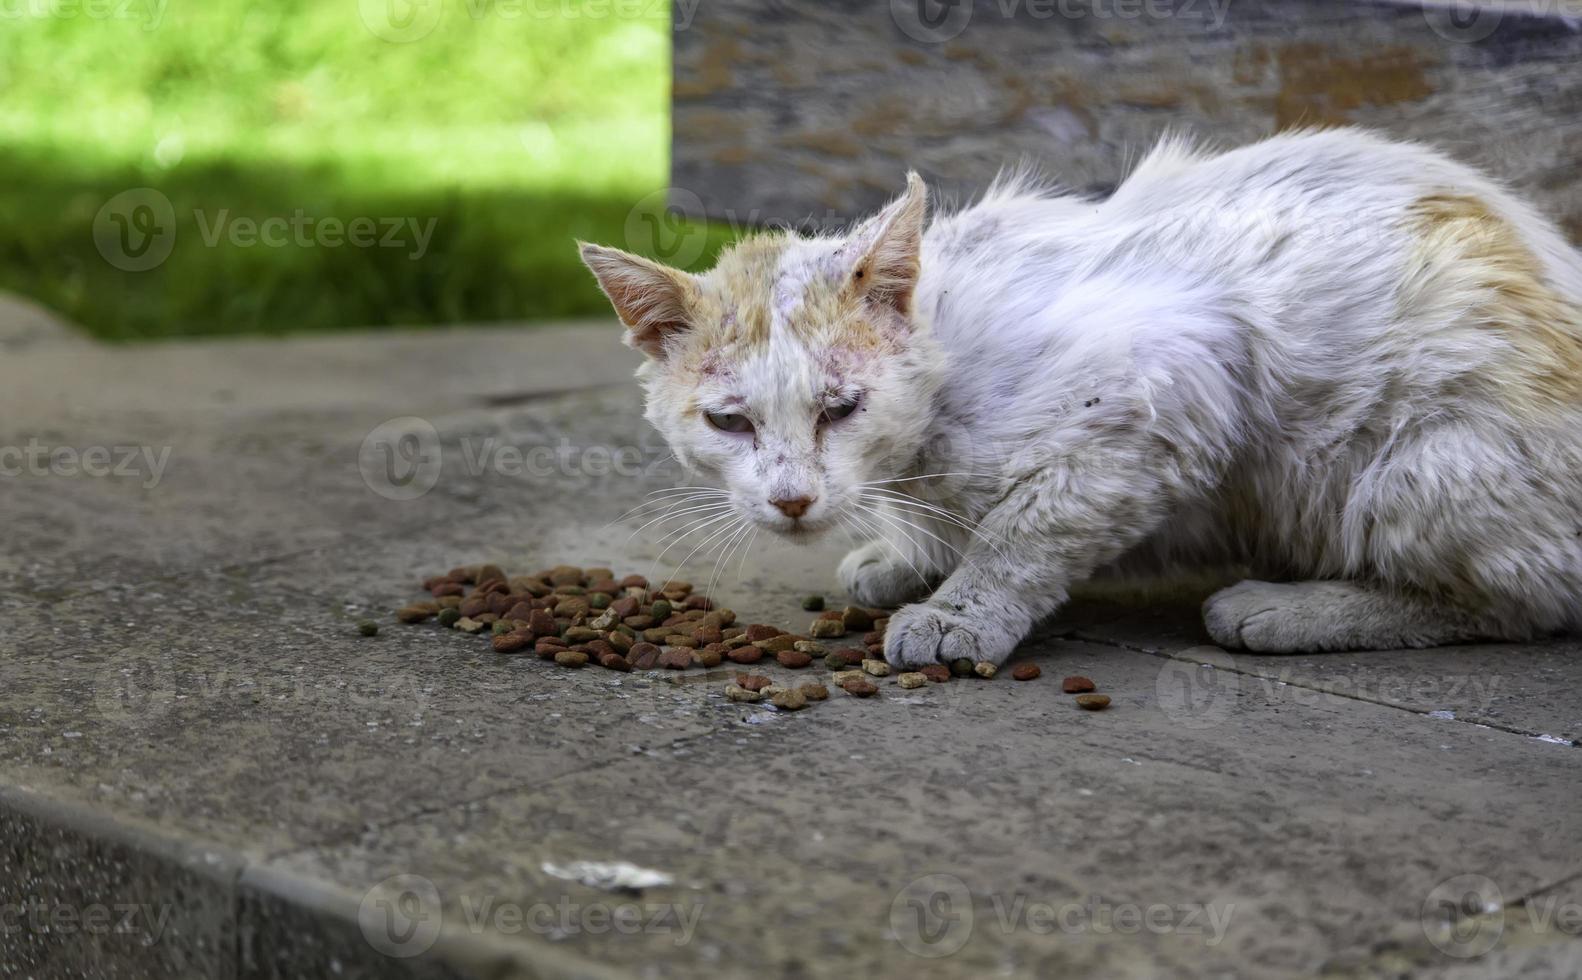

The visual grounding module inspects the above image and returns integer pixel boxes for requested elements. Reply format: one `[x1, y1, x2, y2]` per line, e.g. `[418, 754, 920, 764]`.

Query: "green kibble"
[824, 652, 852, 671]
[589, 592, 611, 609]
[356, 620, 379, 637]
[801, 595, 825, 611]
[435, 607, 460, 627]
[950, 657, 976, 678]
[649, 599, 673, 620]
[492, 620, 515, 636]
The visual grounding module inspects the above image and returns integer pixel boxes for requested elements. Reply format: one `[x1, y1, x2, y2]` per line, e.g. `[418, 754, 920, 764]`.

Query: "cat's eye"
[705, 411, 754, 434]
[821, 396, 861, 424]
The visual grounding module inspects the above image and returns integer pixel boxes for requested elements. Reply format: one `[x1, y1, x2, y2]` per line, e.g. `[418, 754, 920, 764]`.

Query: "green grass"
[0, 0, 734, 339]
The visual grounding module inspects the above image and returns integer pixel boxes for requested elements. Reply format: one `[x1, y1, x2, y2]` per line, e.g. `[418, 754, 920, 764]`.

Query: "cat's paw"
[884, 602, 1020, 668]
[838, 542, 930, 608]
[1203, 580, 1309, 653]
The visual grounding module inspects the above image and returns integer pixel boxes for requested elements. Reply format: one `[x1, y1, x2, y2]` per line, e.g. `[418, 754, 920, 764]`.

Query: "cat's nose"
[770, 496, 815, 519]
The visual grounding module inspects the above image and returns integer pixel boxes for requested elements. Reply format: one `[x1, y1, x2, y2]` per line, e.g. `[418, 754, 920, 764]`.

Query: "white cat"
[580, 127, 1582, 665]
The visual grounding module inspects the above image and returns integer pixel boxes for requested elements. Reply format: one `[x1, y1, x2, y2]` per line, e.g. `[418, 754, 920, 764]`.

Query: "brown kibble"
[658, 649, 692, 670]
[666, 634, 700, 649]
[1011, 663, 1042, 681]
[754, 634, 801, 653]
[724, 684, 763, 703]
[554, 649, 589, 668]
[692, 626, 723, 646]
[744, 623, 781, 642]
[919, 665, 951, 683]
[861, 630, 885, 647]
[504, 601, 535, 622]
[554, 596, 591, 619]
[619, 574, 648, 588]
[726, 646, 764, 665]
[841, 606, 875, 631]
[599, 652, 632, 672]
[683, 594, 714, 611]
[1062, 675, 1096, 694]
[736, 673, 772, 692]
[492, 631, 532, 654]
[770, 689, 808, 711]
[692, 648, 723, 668]
[527, 609, 557, 635]
[631, 647, 660, 670]
[459, 597, 488, 618]
[776, 650, 813, 669]
[840, 677, 878, 697]
[547, 565, 583, 586]
[797, 683, 830, 701]
[430, 581, 465, 598]
[1075, 693, 1111, 711]
[396, 605, 435, 623]
[809, 618, 847, 638]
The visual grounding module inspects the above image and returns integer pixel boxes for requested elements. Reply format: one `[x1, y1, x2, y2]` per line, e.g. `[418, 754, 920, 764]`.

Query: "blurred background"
[0, 0, 733, 340]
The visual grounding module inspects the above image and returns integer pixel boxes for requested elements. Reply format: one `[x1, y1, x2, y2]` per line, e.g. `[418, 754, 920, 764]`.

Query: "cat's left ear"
[578, 242, 702, 359]
[846, 171, 928, 317]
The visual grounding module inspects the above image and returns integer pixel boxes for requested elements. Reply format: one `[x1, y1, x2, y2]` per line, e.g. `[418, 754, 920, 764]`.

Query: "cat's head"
[579, 174, 945, 540]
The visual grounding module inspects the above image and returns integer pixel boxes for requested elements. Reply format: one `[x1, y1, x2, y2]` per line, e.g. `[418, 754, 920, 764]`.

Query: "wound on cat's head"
[578, 172, 946, 539]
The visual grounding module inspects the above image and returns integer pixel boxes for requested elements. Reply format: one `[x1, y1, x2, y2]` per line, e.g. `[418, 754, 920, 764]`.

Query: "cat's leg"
[883, 444, 1184, 668]
[1202, 580, 1510, 653]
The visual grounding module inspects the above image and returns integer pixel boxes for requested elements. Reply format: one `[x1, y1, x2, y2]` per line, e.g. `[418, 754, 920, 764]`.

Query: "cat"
[579, 127, 1582, 666]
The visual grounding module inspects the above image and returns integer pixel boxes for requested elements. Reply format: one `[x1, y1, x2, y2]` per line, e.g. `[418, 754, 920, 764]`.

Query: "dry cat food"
[396, 563, 1108, 711]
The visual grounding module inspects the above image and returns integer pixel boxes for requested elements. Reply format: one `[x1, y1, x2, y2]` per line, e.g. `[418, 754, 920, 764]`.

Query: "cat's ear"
[847, 171, 928, 317]
[578, 242, 701, 359]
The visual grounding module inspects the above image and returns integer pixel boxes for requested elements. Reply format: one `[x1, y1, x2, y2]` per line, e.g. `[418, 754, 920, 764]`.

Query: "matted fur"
[581, 128, 1582, 663]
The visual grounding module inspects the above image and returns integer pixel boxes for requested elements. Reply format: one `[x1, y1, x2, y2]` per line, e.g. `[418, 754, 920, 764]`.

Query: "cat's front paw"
[884, 602, 1020, 668]
[838, 542, 930, 608]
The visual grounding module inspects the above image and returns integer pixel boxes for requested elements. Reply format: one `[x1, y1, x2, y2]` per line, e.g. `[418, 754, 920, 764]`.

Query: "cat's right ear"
[578, 242, 700, 359]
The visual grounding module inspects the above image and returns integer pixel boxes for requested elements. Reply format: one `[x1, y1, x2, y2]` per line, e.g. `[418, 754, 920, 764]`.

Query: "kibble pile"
[386, 564, 1110, 711]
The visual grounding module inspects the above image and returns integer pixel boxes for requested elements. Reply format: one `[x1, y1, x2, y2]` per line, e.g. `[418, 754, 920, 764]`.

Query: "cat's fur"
[580, 128, 1582, 665]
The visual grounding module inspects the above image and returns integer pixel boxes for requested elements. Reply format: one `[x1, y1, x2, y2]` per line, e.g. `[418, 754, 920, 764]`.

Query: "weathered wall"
[671, 0, 1582, 241]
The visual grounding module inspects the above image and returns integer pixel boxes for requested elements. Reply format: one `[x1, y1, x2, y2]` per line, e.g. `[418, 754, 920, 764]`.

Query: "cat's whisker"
[665, 515, 748, 585]
[643, 510, 740, 583]
[862, 473, 984, 487]
[853, 501, 965, 566]
[843, 511, 933, 589]
[606, 488, 729, 528]
[857, 491, 1013, 562]
[733, 526, 760, 585]
[857, 487, 1003, 541]
[703, 519, 752, 604]
[624, 501, 734, 542]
